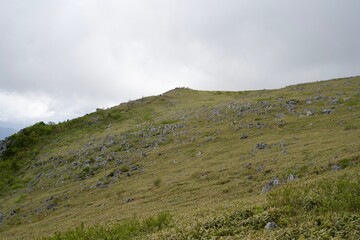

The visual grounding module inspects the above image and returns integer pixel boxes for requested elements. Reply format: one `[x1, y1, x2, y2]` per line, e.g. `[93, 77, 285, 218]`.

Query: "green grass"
[44, 212, 171, 240]
[154, 170, 360, 239]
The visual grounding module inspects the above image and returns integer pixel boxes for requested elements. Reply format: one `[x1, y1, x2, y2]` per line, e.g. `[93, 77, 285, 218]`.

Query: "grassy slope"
[0, 76, 359, 239]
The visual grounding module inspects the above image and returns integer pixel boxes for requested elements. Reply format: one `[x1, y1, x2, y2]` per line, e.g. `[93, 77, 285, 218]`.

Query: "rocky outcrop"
[0, 140, 6, 155]
[0, 211, 5, 225]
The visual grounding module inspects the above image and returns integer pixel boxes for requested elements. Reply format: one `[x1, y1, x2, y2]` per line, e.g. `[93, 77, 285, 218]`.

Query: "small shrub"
[119, 165, 129, 172]
[153, 178, 161, 188]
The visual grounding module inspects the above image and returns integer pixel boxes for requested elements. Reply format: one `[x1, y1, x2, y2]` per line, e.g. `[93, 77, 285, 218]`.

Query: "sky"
[1, 0, 360, 130]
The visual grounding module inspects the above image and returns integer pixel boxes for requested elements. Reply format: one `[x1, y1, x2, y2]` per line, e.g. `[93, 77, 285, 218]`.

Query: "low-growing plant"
[44, 211, 171, 240]
[153, 178, 161, 188]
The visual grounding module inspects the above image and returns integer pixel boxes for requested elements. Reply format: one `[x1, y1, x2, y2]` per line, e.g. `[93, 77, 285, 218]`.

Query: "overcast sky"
[1, 0, 359, 130]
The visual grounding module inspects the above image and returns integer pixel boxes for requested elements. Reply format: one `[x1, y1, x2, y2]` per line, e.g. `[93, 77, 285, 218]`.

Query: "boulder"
[261, 177, 280, 193]
[305, 110, 315, 116]
[240, 134, 248, 140]
[322, 109, 333, 114]
[0, 140, 6, 155]
[0, 211, 5, 224]
[287, 174, 296, 181]
[265, 221, 277, 230]
[332, 165, 341, 171]
[255, 143, 268, 150]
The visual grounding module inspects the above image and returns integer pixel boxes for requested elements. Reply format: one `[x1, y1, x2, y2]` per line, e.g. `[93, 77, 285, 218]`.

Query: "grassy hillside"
[0, 76, 359, 239]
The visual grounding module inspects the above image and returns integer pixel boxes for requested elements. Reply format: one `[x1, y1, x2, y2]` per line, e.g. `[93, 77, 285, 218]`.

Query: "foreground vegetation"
[0, 76, 359, 239]
[43, 169, 359, 239]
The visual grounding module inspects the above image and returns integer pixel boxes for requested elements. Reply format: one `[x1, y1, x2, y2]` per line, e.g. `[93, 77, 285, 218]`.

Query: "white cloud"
[0, 91, 54, 122]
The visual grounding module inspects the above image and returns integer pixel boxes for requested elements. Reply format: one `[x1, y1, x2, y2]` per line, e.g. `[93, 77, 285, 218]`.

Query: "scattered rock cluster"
[261, 174, 296, 193]
[27, 122, 187, 188]
[0, 140, 6, 155]
[0, 211, 5, 225]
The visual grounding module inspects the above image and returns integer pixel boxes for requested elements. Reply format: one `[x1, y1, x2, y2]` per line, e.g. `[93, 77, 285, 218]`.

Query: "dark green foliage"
[337, 155, 359, 169]
[0, 122, 56, 193]
[2, 122, 54, 158]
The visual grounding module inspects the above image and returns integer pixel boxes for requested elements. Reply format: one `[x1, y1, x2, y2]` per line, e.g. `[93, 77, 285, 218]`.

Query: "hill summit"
[0, 76, 359, 239]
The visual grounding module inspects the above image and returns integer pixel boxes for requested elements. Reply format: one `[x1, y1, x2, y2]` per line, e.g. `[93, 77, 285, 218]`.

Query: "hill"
[0, 76, 359, 239]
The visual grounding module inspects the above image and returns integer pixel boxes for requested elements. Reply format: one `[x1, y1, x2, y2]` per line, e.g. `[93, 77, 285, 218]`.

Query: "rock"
[261, 177, 280, 193]
[34, 208, 41, 214]
[46, 203, 57, 210]
[131, 165, 139, 171]
[100, 145, 107, 152]
[322, 109, 333, 114]
[240, 134, 248, 140]
[255, 122, 265, 129]
[45, 196, 54, 202]
[244, 163, 252, 169]
[113, 169, 122, 177]
[332, 165, 341, 171]
[275, 113, 286, 118]
[314, 96, 323, 101]
[305, 109, 315, 116]
[96, 181, 106, 188]
[329, 98, 339, 104]
[287, 174, 296, 181]
[0, 211, 6, 224]
[255, 143, 268, 150]
[285, 100, 298, 112]
[72, 161, 81, 168]
[265, 221, 277, 229]
[0, 140, 6, 155]
[99, 160, 107, 167]
[256, 165, 264, 173]
[287, 100, 299, 105]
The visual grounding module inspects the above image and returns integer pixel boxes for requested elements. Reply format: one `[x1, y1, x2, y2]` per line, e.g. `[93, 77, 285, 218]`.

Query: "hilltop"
[0, 76, 359, 239]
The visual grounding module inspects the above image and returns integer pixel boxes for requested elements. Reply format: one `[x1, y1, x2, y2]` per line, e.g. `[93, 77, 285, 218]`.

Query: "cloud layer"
[1, 0, 359, 128]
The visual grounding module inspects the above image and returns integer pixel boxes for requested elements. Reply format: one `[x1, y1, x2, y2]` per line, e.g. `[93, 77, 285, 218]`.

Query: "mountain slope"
[0, 76, 359, 239]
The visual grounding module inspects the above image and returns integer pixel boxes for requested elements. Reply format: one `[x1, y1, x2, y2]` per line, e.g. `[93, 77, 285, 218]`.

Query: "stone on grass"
[0, 211, 5, 224]
[261, 177, 280, 193]
[287, 174, 296, 181]
[255, 143, 268, 150]
[332, 165, 341, 171]
[265, 221, 277, 230]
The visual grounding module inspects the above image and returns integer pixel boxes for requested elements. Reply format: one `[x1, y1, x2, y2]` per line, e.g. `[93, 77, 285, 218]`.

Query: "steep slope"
[0, 76, 359, 239]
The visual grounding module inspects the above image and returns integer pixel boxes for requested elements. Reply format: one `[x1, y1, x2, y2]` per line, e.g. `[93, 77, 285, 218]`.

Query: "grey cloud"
[0, 0, 359, 127]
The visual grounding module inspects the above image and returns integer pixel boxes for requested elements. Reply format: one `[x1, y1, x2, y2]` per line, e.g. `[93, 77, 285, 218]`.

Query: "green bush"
[44, 212, 171, 240]
[153, 178, 161, 188]
[268, 173, 360, 214]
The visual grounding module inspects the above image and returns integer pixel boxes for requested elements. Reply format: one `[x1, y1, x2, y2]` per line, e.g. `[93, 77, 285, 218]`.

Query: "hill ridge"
[0, 76, 359, 239]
